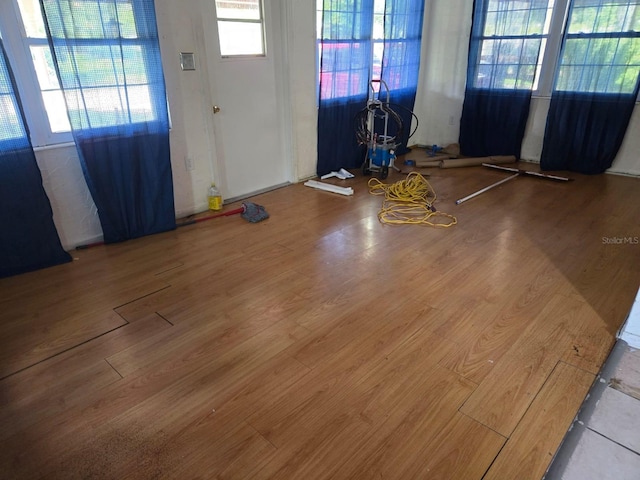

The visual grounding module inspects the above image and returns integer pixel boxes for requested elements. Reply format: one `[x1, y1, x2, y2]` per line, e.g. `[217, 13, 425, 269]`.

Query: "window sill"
[33, 142, 76, 152]
[531, 94, 640, 105]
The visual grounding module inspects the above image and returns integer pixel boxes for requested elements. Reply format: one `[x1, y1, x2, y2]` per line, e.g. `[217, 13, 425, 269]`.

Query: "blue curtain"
[381, 0, 424, 156]
[541, 0, 640, 174]
[317, 0, 374, 176]
[40, 0, 175, 243]
[0, 40, 70, 278]
[460, 0, 552, 157]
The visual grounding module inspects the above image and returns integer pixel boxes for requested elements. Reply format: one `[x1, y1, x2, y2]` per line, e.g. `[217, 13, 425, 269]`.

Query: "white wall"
[413, 0, 640, 176]
[283, 1, 319, 181]
[35, 145, 102, 249]
[155, 0, 218, 219]
[413, 0, 471, 149]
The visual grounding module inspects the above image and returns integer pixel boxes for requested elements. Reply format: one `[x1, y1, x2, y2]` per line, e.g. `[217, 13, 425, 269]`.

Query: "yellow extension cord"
[368, 172, 457, 227]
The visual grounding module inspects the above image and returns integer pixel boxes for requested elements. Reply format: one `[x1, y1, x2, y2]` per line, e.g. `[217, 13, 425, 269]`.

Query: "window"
[316, 0, 393, 99]
[316, 0, 374, 100]
[41, 0, 164, 132]
[0, 0, 166, 146]
[17, 0, 71, 134]
[214, 0, 265, 57]
[471, 0, 557, 90]
[0, 0, 72, 145]
[0, 38, 28, 146]
[556, 0, 640, 94]
[471, 0, 640, 96]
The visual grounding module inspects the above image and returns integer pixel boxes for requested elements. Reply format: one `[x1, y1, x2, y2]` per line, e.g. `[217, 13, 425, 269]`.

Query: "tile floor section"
[546, 288, 640, 480]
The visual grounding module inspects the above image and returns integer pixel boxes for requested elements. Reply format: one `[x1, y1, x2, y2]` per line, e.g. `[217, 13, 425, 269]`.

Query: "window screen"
[473, 0, 555, 90]
[555, 0, 640, 93]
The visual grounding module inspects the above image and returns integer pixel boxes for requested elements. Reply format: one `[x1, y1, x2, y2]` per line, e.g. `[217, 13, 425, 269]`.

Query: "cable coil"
[368, 172, 457, 228]
[354, 103, 418, 148]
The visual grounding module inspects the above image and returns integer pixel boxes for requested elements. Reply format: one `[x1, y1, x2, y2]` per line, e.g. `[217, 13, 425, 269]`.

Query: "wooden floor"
[1, 157, 639, 479]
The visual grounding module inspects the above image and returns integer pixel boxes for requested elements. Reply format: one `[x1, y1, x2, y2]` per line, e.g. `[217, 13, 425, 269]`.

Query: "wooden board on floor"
[459, 294, 593, 437]
[484, 362, 595, 480]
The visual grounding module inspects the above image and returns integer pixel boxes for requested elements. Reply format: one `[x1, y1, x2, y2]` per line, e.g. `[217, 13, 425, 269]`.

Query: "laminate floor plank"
[338, 367, 482, 479]
[247, 305, 446, 448]
[460, 294, 596, 436]
[400, 412, 507, 480]
[0, 313, 170, 418]
[1, 319, 308, 479]
[438, 259, 565, 384]
[483, 362, 595, 480]
[114, 351, 309, 480]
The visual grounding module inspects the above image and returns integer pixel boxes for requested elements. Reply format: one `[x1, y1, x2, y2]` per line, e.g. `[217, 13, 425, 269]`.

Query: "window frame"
[214, 0, 266, 58]
[468, 0, 565, 94]
[533, 0, 571, 96]
[0, 0, 73, 147]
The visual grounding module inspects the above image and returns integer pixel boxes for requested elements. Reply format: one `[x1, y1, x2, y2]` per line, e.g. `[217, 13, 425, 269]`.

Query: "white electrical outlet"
[448, 115, 455, 126]
[185, 157, 195, 171]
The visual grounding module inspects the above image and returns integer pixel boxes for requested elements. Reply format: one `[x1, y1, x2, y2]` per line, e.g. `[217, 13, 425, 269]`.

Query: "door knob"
[213, 105, 221, 114]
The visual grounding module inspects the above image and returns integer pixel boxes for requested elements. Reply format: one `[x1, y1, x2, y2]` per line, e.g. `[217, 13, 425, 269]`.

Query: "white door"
[201, 0, 292, 201]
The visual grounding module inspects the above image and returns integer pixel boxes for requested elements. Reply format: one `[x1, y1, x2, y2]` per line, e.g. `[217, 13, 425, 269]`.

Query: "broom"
[177, 202, 269, 227]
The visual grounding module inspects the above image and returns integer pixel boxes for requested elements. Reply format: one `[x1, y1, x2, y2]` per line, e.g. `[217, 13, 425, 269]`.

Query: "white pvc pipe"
[455, 173, 520, 205]
[304, 180, 354, 196]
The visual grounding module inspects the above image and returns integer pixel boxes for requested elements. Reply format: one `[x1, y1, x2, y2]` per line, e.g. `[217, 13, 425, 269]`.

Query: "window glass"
[39, 0, 138, 39]
[27, 45, 70, 132]
[215, 0, 265, 56]
[16, 0, 71, 133]
[316, 0, 377, 100]
[41, 90, 71, 132]
[568, 0, 640, 33]
[216, 0, 261, 20]
[16, 0, 46, 38]
[217, 21, 264, 56]
[372, 0, 385, 82]
[0, 49, 26, 143]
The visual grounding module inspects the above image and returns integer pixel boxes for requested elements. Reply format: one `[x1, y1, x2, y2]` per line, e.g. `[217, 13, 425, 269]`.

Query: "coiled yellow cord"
[368, 172, 457, 228]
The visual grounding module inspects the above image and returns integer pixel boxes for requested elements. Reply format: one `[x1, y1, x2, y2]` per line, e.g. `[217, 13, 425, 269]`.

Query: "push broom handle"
[482, 163, 571, 181]
[456, 163, 572, 206]
[193, 207, 244, 223]
[177, 206, 245, 227]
